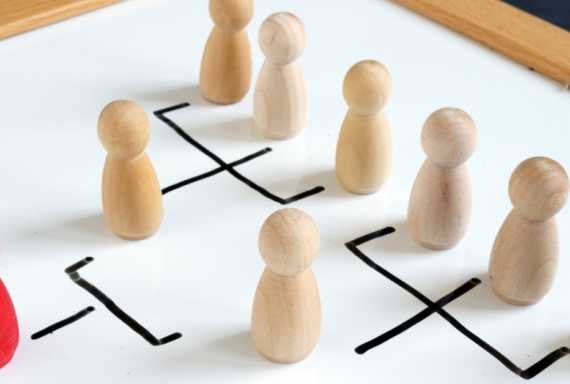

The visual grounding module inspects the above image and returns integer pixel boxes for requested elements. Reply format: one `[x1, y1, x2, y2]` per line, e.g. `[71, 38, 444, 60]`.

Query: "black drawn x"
[154, 103, 324, 204]
[346, 227, 569, 380]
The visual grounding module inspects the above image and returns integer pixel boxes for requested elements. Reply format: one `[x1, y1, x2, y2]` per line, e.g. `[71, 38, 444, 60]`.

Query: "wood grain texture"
[252, 208, 321, 364]
[98, 100, 163, 241]
[336, 110, 392, 194]
[0, 0, 125, 40]
[200, 0, 253, 105]
[407, 108, 477, 250]
[335, 60, 393, 194]
[254, 12, 308, 140]
[408, 161, 472, 249]
[392, 0, 570, 85]
[489, 210, 559, 306]
[252, 267, 321, 364]
[254, 59, 308, 140]
[101, 153, 163, 240]
[489, 157, 569, 306]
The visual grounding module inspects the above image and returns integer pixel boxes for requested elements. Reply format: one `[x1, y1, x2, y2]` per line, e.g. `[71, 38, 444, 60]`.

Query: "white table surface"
[0, 0, 569, 382]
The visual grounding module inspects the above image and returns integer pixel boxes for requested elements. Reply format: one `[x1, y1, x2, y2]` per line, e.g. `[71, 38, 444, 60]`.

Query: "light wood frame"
[1, 0, 568, 85]
[393, 0, 570, 85]
[0, 0, 125, 40]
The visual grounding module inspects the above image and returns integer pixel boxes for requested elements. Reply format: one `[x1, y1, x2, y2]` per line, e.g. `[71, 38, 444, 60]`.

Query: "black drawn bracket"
[32, 306, 95, 340]
[65, 257, 182, 346]
[346, 227, 570, 380]
[154, 103, 325, 204]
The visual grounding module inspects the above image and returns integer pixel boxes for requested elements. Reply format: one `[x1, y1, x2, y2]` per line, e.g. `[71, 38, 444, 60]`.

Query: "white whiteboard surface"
[0, 0, 569, 383]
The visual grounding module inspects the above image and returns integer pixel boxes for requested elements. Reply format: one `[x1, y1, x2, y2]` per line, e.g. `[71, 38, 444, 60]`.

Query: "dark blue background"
[502, 0, 570, 31]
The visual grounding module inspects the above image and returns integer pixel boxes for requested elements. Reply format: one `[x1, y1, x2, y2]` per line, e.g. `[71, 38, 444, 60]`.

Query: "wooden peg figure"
[335, 60, 393, 194]
[489, 157, 569, 306]
[408, 108, 478, 250]
[200, 0, 253, 104]
[98, 100, 163, 240]
[252, 208, 321, 363]
[254, 12, 308, 140]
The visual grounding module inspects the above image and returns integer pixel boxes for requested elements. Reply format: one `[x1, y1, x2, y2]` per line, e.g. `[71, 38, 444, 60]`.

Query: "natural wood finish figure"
[98, 100, 163, 240]
[408, 108, 478, 250]
[254, 12, 308, 140]
[335, 60, 393, 194]
[200, 0, 253, 104]
[489, 157, 569, 306]
[252, 208, 321, 363]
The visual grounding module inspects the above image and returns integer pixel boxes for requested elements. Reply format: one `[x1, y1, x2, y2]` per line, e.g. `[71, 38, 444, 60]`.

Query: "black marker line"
[346, 228, 570, 380]
[154, 103, 325, 204]
[355, 278, 480, 354]
[162, 148, 272, 195]
[31, 306, 95, 340]
[65, 257, 182, 346]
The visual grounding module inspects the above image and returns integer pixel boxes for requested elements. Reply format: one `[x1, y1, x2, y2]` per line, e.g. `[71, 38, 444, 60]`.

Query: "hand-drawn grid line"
[31, 306, 95, 340]
[346, 227, 569, 380]
[65, 257, 182, 346]
[154, 103, 325, 204]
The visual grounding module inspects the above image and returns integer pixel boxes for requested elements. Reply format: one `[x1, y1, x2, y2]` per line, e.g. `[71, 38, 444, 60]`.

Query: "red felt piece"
[0, 278, 18, 369]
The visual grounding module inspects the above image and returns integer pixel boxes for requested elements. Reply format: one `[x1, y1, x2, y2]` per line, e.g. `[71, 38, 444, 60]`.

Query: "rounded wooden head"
[258, 208, 319, 277]
[209, 0, 253, 33]
[343, 60, 392, 116]
[98, 100, 150, 160]
[421, 108, 477, 169]
[259, 12, 306, 65]
[509, 157, 569, 222]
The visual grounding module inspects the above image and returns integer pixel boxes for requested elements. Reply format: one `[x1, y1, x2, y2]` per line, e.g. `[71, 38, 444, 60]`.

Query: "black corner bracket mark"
[345, 227, 569, 380]
[154, 103, 325, 204]
[31, 306, 95, 340]
[65, 257, 182, 346]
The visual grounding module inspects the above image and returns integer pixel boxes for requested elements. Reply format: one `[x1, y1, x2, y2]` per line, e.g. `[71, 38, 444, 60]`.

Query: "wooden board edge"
[0, 0, 126, 41]
[392, 0, 570, 85]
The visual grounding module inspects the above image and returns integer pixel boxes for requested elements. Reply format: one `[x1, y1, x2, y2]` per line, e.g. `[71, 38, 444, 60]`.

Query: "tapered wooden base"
[412, 236, 462, 251]
[408, 160, 472, 250]
[200, 27, 252, 105]
[102, 153, 163, 241]
[252, 267, 320, 364]
[489, 210, 558, 306]
[335, 109, 392, 195]
[254, 60, 308, 140]
[258, 349, 313, 364]
[338, 180, 388, 195]
[111, 230, 159, 241]
[491, 284, 542, 307]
